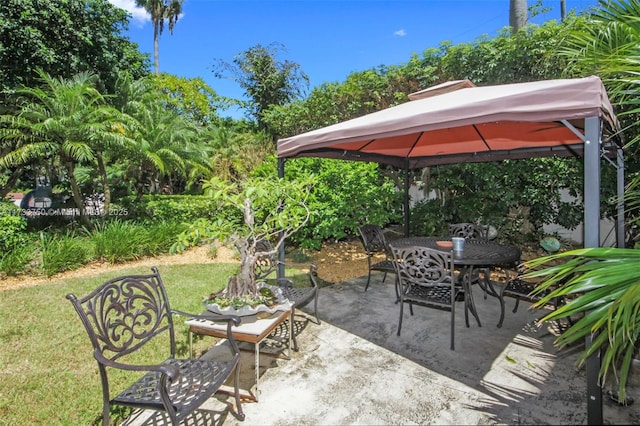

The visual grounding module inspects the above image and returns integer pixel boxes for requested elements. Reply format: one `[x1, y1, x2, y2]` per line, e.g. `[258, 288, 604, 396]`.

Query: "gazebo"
[276, 75, 624, 424]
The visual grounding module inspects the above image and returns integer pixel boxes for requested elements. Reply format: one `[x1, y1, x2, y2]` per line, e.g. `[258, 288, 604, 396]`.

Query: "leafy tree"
[112, 75, 211, 199]
[203, 126, 273, 183]
[135, 0, 184, 74]
[151, 73, 227, 125]
[438, 17, 577, 85]
[270, 157, 402, 249]
[0, 71, 133, 229]
[212, 42, 309, 138]
[0, 0, 149, 96]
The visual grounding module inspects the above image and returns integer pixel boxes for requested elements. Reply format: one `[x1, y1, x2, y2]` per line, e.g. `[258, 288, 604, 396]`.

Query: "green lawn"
[0, 262, 242, 425]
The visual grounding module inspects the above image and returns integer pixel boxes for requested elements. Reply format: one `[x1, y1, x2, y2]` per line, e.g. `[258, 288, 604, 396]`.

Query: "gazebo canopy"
[277, 76, 621, 168]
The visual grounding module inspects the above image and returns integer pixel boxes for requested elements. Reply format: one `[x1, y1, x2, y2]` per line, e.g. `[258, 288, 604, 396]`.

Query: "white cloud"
[108, 0, 150, 26]
[394, 29, 407, 37]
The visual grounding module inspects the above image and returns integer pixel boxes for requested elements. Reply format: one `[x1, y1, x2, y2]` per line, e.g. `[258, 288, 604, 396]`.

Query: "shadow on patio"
[219, 274, 640, 425]
[122, 273, 640, 425]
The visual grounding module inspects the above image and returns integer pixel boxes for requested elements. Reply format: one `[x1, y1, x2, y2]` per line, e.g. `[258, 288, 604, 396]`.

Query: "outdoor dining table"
[392, 236, 522, 327]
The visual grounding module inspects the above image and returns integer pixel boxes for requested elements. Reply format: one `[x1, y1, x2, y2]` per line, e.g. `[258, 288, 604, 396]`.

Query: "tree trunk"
[224, 236, 259, 299]
[237, 251, 258, 294]
[96, 152, 111, 215]
[65, 162, 93, 230]
[0, 167, 23, 198]
[153, 19, 160, 74]
[560, 0, 566, 22]
[509, 0, 527, 34]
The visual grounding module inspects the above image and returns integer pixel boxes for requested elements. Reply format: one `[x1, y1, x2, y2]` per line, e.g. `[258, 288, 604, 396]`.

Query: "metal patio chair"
[390, 244, 465, 351]
[497, 263, 569, 329]
[357, 224, 397, 295]
[448, 223, 490, 241]
[67, 267, 245, 425]
[255, 239, 320, 350]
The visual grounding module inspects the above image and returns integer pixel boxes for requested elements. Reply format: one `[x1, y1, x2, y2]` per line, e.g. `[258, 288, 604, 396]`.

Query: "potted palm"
[174, 175, 312, 315]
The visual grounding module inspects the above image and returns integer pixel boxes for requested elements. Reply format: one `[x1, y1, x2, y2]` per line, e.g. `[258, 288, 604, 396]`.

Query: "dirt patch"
[291, 239, 370, 284]
[0, 237, 547, 292]
[0, 245, 235, 291]
[0, 240, 369, 292]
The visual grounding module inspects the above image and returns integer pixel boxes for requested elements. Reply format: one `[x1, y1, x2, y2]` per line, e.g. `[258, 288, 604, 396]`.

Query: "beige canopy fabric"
[407, 79, 476, 100]
[277, 76, 621, 169]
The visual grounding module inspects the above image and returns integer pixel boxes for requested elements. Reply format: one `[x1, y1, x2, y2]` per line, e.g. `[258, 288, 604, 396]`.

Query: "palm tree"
[135, 0, 184, 74]
[0, 71, 133, 229]
[121, 86, 210, 198]
[509, 0, 528, 33]
[524, 0, 640, 405]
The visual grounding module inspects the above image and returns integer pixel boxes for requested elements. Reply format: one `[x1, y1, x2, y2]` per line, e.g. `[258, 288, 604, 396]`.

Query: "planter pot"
[204, 283, 294, 317]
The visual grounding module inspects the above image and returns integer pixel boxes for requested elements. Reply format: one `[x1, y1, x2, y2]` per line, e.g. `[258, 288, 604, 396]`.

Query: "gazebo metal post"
[617, 147, 625, 248]
[584, 116, 603, 425]
[277, 157, 286, 280]
[403, 158, 410, 237]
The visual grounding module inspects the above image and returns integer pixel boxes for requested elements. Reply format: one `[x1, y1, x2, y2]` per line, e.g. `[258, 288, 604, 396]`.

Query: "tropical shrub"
[89, 220, 150, 263]
[0, 207, 27, 252]
[39, 232, 93, 277]
[142, 221, 187, 255]
[408, 199, 452, 237]
[120, 195, 233, 223]
[89, 219, 185, 263]
[0, 245, 35, 277]
[265, 157, 402, 249]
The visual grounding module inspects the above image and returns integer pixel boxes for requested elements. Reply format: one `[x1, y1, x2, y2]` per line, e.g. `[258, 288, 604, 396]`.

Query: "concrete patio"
[124, 273, 640, 425]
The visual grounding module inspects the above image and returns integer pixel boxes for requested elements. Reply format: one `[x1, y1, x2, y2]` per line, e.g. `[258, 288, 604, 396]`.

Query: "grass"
[0, 262, 242, 425]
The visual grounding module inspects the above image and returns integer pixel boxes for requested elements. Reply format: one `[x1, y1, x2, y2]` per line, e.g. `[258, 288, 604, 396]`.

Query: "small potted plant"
[174, 175, 312, 315]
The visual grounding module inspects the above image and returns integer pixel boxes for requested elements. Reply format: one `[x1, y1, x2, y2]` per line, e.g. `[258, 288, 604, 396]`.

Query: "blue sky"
[108, 0, 598, 118]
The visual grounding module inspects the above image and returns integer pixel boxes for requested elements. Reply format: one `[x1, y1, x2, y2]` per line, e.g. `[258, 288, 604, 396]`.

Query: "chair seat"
[283, 285, 317, 308]
[404, 284, 455, 307]
[370, 259, 395, 272]
[497, 277, 565, 328]
[114, 357, 236, 417]
[502, 278, 549, 302]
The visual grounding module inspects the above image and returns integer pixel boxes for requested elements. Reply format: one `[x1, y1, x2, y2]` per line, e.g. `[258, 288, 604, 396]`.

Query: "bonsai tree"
[174, 175, 312, 305]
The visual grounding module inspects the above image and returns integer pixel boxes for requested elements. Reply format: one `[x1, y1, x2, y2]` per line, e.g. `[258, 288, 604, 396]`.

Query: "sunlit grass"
[0, 262, 237, 425]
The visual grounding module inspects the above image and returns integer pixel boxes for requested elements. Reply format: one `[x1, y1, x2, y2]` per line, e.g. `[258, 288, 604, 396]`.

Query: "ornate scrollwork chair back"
[448, 223, 493, 297]
[254, 238, 278, 281]
[448, 223, 490, 241]
[390, 245, 462, 350]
